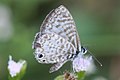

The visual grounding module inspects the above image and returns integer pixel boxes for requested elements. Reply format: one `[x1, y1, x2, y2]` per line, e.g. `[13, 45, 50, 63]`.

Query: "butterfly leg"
[49, 60, 68, 73]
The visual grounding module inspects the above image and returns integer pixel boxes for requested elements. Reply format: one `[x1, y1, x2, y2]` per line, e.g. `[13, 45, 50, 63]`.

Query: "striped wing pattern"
[40, 5, 81, 51]
[34, 33, 76, 64]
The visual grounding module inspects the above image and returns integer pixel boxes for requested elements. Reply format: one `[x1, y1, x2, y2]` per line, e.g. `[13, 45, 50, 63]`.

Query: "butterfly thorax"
[71, 46, 87, 60]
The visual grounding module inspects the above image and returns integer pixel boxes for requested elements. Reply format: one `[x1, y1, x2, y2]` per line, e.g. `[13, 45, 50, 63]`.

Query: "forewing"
[40, 5, 81, 51]
[33, 33, 76, 63]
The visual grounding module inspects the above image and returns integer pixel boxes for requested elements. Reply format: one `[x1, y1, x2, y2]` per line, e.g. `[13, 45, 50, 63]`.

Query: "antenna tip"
[100, 64, 102, 66]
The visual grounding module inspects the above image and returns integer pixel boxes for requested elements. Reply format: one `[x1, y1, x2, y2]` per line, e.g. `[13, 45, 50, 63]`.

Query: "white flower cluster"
[72, 54, 95, 73]
[8, 55, 26, 77]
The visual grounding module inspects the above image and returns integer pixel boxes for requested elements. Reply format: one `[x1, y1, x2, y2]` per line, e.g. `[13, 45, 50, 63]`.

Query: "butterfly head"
[81, 46, 87, 54]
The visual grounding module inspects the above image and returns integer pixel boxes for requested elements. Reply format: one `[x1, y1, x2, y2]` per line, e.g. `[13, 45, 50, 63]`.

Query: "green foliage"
[54, 75, 64, 80]
[77, 71, 85, 80]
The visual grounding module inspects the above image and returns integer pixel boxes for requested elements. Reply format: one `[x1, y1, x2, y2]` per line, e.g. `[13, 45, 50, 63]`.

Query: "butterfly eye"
[81, 46, 87, 53]
[83, 48, 86, 53]
[38, 54, 43, 58]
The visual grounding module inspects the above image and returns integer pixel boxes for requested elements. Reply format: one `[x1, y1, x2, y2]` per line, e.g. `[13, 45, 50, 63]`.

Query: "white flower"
[8, 55, 26, 77]
[72, 54, 95, 73]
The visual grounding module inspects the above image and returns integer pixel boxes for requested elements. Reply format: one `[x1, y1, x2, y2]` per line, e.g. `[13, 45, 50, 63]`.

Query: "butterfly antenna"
[87, 49, 102, 66]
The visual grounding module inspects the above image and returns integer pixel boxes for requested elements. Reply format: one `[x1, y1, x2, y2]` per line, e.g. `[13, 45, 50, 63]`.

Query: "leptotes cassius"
[32, 5, 88, 73]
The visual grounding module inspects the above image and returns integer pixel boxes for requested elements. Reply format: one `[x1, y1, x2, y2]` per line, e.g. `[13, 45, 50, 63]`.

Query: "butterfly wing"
[34, 33, 76, 64]
[39, 5, 81, 51]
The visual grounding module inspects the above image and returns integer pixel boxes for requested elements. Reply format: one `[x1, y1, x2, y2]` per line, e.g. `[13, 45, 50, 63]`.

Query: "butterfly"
[32, 5, 88, 73]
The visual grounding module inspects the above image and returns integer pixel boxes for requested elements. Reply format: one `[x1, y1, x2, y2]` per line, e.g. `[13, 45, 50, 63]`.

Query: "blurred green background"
[0, 0, 120, 80]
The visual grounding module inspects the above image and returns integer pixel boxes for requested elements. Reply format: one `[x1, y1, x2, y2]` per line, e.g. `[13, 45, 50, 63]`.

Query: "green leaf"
[77, 71, 86, 80]
[54, 75, 64, 80]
